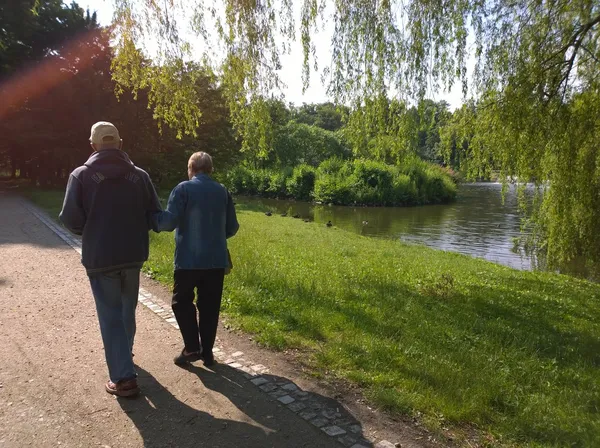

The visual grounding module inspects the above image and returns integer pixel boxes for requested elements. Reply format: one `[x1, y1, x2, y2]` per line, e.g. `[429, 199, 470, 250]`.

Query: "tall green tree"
[272, 122, 349, 167]
[292, 102, 348, 132]
[0, 2, 238, 186]
[0, 1, 97, 77]
[414, 100, 451, 163]
[109, 0, 600, 267]
[0, 1, 99, 180]
[439, 102, 477, 173]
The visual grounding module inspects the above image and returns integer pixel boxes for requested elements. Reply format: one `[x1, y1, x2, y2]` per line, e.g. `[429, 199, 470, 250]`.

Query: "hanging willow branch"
[110, 0, 600, 266]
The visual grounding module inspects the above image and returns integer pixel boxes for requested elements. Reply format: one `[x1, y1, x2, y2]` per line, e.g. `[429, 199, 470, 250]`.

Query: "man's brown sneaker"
[105, 378, 140, 397]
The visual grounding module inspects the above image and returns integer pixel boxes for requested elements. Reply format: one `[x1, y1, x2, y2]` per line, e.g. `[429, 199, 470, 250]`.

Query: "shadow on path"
[118, 367, 275, 448]
[0, 192, 67, 248]
[119, 364, 374, 448]
[186, 363, 374, 448]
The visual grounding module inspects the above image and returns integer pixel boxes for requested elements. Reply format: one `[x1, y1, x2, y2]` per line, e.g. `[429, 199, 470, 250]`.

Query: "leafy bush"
[252, 169, 272, 195]
[286, 164, 316, 201]
[266, 167, 293, 198]
[273, 122, 351, 167]
[421, 167, 458, 204]
[225, 157, 456, 206]
[225, 165, 290, 198]
[316, 157, 348, 176]
[226, 165, 251, 194]
[399, 156, 430, 191]
[352, 159, 395, 189]
[313, 172, 354, 204]
[395, 156, 457, 204]
[350, 160, 396, 205]
[392, 174, 418, 204]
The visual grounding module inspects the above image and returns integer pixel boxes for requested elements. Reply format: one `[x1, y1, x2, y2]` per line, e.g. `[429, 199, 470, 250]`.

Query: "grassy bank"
[26, 189, 600, 447]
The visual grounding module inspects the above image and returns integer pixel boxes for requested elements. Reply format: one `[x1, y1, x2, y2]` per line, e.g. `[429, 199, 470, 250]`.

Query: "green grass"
[23, 188, 65, 218]
[26, 190, 600, 447]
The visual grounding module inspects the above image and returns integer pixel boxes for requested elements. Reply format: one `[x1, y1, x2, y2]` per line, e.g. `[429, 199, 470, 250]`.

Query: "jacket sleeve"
[225, 190, 239, 239]
[59, 174, 86, 235]
[152, 184, 185, 232]
[145, 175, 163, 231]
[147, 176, 163, 212]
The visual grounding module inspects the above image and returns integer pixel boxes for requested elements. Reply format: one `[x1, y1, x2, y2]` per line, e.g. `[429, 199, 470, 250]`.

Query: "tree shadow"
[0, 216, 69, 248]
[116, 367, 272, 448]
[231, 264, 600, 446]
[0, 190, 70, 248]
[459, 283, 600, 367]
[184, 363, 373, 448]
[118, 366, 363, 448]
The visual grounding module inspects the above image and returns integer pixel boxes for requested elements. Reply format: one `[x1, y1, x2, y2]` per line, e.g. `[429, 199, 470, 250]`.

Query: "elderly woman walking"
[153, 152, 239, 366]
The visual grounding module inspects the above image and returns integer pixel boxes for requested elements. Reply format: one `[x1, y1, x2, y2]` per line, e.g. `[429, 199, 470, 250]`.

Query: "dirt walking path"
[0, 192, 434, 448]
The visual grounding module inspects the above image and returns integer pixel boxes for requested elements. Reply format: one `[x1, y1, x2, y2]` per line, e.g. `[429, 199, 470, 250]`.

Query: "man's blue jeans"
[88, 268, 139, 383]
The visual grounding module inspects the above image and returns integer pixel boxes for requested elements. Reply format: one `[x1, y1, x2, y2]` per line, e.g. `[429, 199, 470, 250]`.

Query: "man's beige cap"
[90, 121, 120, 146]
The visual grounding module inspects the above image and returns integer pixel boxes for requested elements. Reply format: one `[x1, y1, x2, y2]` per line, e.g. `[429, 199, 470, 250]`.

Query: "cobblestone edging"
[24, 201, 399, 448]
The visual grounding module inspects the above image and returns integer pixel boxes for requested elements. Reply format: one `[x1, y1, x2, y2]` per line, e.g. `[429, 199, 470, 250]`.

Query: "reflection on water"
[236, 183, 597, 279]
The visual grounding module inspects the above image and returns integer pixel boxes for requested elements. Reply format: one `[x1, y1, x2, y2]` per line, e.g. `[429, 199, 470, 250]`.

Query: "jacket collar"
[86, 149, 134, 167]
[192, 173, 211, 181]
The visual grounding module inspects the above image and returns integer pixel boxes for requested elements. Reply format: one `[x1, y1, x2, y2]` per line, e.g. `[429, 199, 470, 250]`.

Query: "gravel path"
[0, 190, 439, 448]
[0, 193, 340, 448]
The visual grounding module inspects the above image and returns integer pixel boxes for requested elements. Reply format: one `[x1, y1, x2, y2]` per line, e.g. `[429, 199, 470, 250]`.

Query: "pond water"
[236, 183, 597, 279]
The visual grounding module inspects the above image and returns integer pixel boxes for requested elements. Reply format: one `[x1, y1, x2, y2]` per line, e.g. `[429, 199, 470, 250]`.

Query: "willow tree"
[110, 0, 600, 268]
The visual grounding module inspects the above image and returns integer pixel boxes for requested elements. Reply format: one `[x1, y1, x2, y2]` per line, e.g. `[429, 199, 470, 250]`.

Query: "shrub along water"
[285, 164, 316, 201]
[225, 157, 457, 206]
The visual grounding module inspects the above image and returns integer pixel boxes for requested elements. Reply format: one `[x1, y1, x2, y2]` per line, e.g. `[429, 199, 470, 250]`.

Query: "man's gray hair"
[188, 151, 213, 175]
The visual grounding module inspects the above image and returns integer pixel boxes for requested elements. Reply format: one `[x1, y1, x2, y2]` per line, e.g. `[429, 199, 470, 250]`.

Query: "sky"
[84, 0, 467, 110]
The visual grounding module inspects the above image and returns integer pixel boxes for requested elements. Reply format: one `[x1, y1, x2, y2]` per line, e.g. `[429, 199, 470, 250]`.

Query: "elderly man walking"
[60, 122, 161, 397]
[153, 152, 239, 366]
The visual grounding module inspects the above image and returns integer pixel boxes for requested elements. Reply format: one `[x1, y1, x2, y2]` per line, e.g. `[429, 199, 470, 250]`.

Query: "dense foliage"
[109, 0, 600, 267]
[4, 0, 600, 264]
[0, 1, 459, 205]
[271, 122, 350, 168]
[0, 1, 238, 187]
[226, 158, 457, 206]
[342, 98, 453, 165]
